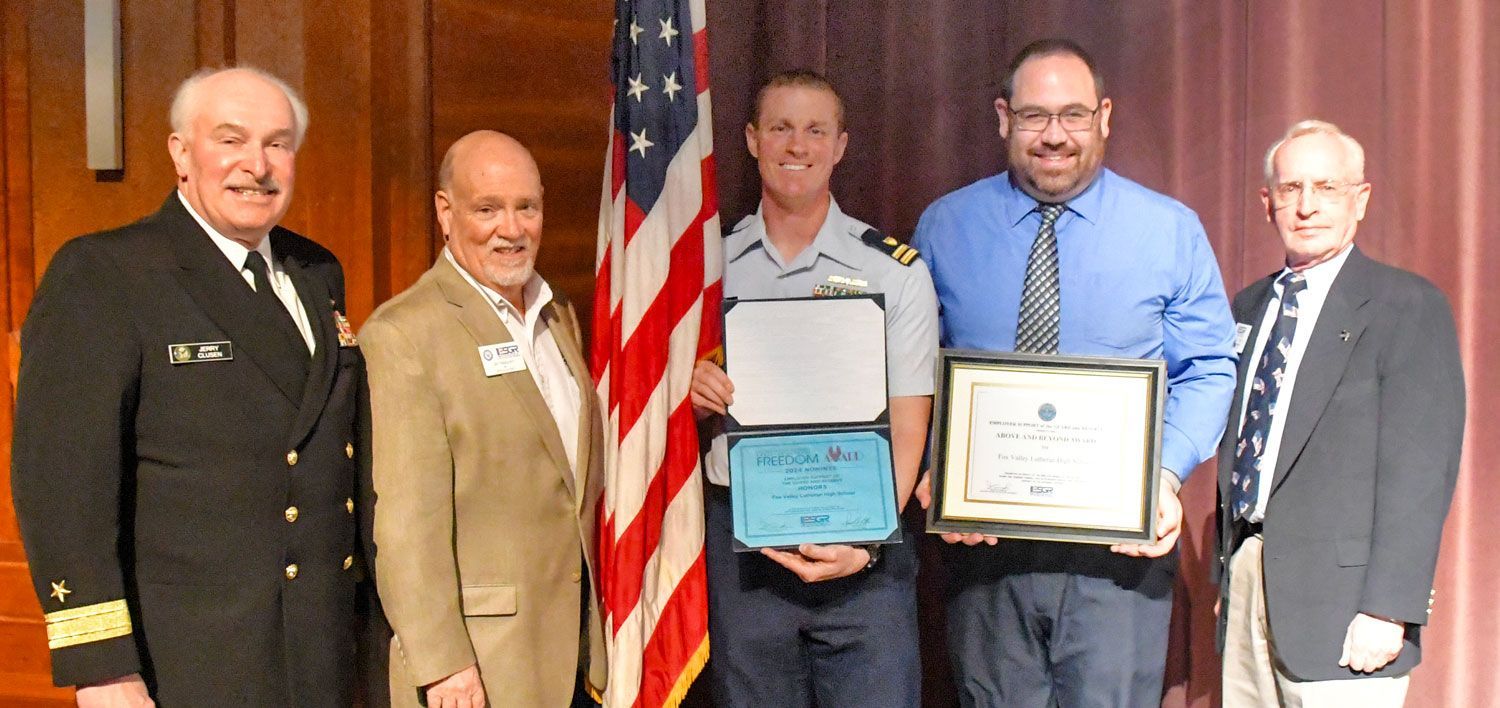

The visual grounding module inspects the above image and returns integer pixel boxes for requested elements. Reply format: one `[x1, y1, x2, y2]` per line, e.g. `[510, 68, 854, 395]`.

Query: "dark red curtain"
[703, 2, 1500, 705]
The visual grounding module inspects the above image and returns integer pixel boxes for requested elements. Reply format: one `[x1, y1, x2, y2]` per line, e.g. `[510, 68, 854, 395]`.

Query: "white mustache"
[226, 181, 281, 193]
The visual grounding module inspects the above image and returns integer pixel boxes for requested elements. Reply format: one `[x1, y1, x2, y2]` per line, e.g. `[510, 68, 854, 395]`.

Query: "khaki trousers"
[1222, 534, 1410, 708]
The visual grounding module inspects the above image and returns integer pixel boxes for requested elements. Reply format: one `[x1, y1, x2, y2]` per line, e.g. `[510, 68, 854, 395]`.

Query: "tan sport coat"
[362, 255, 606, 706]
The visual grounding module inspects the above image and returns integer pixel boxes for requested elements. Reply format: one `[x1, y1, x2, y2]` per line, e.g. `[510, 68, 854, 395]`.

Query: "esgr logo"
[1030, 485, 1055, 497]
[800, 514, 831, 527]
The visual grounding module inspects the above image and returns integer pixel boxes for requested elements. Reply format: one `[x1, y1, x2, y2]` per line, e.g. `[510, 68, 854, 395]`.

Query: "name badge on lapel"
[168, 341, 233, 364]
[1233, 323, 1253, 354]
[478, 343, 526, 377]
[333, 310, 358, 348]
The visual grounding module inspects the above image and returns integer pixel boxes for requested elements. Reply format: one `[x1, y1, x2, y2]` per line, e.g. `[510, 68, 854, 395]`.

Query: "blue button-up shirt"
[911, 168, 1236, 481]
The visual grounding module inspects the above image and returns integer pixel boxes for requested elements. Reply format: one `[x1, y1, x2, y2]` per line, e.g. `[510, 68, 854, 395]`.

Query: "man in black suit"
[1216, 120, 1465, 706]
[12, 66, 362, 706]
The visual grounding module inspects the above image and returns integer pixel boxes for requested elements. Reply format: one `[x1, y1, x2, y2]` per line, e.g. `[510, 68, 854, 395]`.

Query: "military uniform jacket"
[11, 194, 363, 705]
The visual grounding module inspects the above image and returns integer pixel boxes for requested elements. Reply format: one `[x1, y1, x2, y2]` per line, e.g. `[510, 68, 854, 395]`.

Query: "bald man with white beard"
[363, 131, 607, 708]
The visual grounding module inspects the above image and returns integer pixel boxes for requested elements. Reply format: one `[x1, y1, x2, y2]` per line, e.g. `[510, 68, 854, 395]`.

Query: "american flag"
[591, 0, 721, 705]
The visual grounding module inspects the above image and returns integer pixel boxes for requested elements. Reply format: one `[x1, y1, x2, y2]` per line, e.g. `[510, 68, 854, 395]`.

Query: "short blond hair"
[1263, 119, 1365, 186]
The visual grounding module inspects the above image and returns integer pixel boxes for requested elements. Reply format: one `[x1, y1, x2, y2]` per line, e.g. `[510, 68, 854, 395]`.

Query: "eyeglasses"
[1007, 106, 1100, 132]
[1269, 180, 1363, 208]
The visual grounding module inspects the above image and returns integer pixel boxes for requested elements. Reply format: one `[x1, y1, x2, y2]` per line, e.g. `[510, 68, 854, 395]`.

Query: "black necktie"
[1016, 203, 1064, 354]
[245, 251, 312, 363]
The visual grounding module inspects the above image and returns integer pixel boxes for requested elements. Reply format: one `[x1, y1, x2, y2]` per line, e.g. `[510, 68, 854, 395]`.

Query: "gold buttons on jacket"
[284, 564, 299, 580]
[346, 497, 355, 514]
[343, 555, 354, 571]
[570, 571, 582, 583]
[284, 506, 299, 523]
[286, 450, 299, 466]
[345, 442, 354, 459]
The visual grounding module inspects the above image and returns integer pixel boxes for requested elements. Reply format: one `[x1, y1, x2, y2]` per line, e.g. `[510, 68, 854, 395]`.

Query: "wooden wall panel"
[431, 0, 613, 329]
[371, 0, 436, 305]
[3, 0, 34, 331]
[27, 0, 196, 276]
[236, 0, 379, 323]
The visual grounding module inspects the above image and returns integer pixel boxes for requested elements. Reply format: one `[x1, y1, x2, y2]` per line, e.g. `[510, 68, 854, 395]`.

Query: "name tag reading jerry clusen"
[168, 341, 233, 364]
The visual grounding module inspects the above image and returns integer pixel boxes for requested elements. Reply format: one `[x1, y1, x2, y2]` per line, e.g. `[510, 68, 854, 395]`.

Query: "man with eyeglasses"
[910, 38, 1236, 706]
[1214, 120, 1464, 707]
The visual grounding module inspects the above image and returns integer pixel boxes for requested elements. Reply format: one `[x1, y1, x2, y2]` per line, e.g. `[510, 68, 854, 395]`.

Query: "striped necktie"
[1016, 203, 1064, 354]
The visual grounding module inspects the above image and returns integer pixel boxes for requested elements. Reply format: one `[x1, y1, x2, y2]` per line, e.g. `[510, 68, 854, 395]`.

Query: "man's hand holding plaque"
[692, 358, 878, 582]
[917, 470, 1182, 555]
[924, 351, 1171, 547]
[708, 296, 904, 561]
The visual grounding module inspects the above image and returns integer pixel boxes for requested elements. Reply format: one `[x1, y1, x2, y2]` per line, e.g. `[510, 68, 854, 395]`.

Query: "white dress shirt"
[1236, 244, 1353, 522]
[445, 248, 582, 475]
[178, 191, 317, 354]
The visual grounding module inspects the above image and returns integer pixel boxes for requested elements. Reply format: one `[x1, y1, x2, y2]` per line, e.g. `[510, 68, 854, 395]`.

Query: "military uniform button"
[285, 506, 299, 523]
[285, 563, 299, 580]
[286, 450, 299, 466]
[570, 571, 582, 583]
[346, 497, 355, 514]
[343, 555, 354, 571]
[345, 442, 354, 459]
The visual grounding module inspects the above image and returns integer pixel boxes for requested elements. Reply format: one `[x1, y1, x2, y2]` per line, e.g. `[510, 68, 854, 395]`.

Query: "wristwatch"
[860, 544, 882, 571]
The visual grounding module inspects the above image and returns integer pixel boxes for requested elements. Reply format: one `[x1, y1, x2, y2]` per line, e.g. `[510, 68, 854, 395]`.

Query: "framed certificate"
[723, 295, 901, 551]
[926, 350, 1166, 545]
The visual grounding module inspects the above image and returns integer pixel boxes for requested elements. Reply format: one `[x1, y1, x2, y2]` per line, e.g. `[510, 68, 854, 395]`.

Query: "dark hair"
[1000, 38, 1104, 103]
[749, 69, 847, 131]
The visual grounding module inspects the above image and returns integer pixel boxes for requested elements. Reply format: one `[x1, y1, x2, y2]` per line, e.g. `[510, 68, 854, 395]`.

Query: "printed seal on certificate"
[926, 349, 1166, 545]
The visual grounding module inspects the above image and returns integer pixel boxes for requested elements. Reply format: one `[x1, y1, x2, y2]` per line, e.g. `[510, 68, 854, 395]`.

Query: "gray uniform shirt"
[705, 197, 939, 486]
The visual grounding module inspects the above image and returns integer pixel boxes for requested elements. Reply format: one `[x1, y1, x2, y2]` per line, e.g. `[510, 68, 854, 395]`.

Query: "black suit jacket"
[1214, 246, 1464, 680]
[11, 194, 363, 705]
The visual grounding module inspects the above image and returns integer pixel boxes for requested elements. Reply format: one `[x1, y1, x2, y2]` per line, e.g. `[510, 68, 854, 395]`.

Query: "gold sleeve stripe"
[44, 599, 132, 650]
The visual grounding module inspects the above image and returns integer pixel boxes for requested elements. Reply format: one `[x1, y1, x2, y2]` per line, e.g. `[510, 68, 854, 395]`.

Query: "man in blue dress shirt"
[911, 39, 1237, 707]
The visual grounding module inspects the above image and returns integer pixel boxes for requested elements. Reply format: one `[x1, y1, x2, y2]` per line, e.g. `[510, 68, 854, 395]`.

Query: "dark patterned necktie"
[1230, 271, 1308, 520]
[1016, 203, 1065, 354]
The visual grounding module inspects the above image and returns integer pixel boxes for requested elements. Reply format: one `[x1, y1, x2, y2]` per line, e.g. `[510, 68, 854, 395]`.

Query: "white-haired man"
[12, 66, 363, 706]
[1215, 120, 1465, 706]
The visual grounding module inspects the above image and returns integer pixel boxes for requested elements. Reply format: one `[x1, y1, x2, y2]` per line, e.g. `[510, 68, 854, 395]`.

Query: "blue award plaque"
[728, 429, 900, 550]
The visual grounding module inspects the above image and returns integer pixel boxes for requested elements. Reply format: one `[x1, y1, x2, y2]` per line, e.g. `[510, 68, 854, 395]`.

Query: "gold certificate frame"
[926, 349, 1166, 545]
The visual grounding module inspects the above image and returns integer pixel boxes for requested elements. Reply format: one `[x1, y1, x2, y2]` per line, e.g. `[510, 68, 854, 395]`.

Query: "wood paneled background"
[0, 1, 611, 703]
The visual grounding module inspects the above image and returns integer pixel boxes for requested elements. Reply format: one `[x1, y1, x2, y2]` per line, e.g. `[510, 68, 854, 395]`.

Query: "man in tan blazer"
[362, 130, 606, 708]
